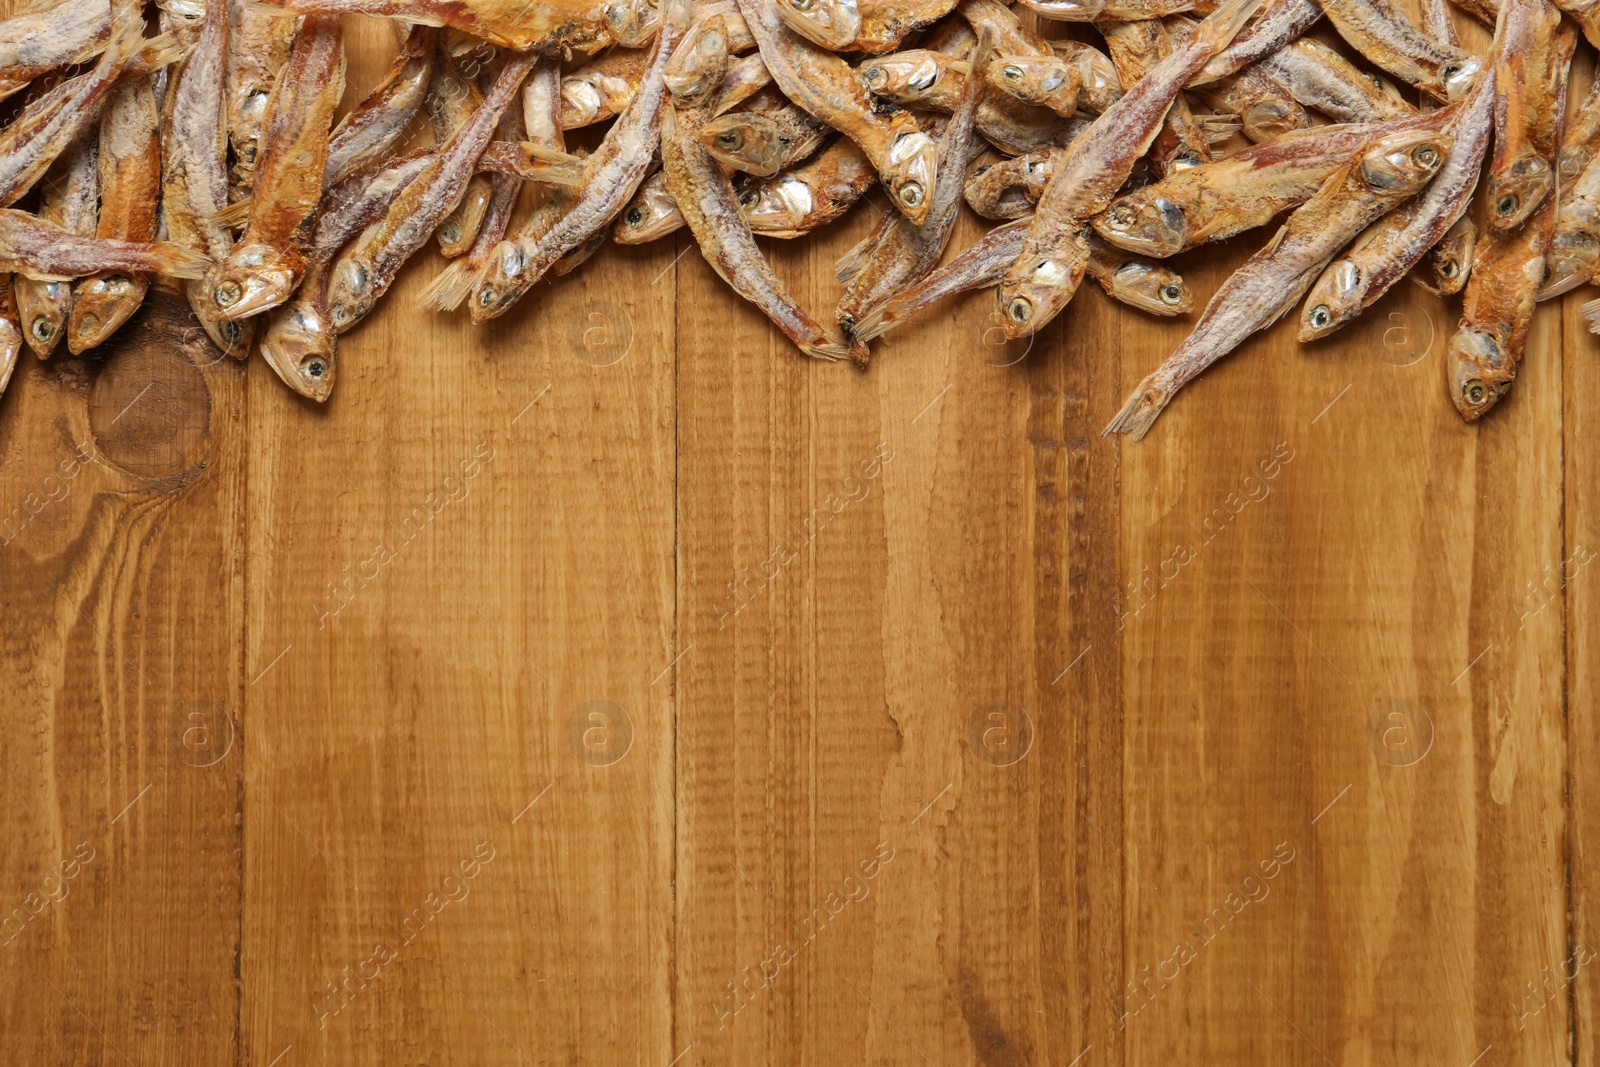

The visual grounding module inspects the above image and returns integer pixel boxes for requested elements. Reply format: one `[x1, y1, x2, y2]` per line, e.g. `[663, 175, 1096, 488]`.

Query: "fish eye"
[1002, 65, 1023, 80]
[30, 317, 52, 341]
[105, 274, 129, 293]
[626, 207, 644, 225]
[717, 130, 745, 151]
[221, 321, 241, 343]
[1412, 145, 1438, 167]
[301, 357, 328, 380]
[1006, 297, 1031, 323]
[331, 303, 351, 327]
[737, 188, 759, 207]
[1111, 204, 1134, 226]
[1309, 305, 1331, 329]
[479, 286, 498, 307]
[863, 67, 886, 89]
[899, 181, 923, 207]
[1160, 284, 1182, 305]
[214, 279, 243, 307]
[1441, 63, 1460, 79]
[440, 222, 461, 243]
[1497, 194, 1517, 216]
[789, 0, 813, 10]
[1441, 260, 1459, 278]
[1465, 379, 1488, 405]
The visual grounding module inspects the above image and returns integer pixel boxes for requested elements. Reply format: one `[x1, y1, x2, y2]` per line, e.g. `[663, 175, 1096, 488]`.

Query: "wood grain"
[0, 5, 1594, 1066]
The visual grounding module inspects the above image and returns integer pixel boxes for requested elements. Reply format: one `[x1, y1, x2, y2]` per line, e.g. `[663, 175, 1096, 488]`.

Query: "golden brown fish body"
[210, 15, 345, 321]
[559, 46, 648, 128]
[1318, 0, 1481, 100]
[1445, 194, 1553, 419]
[1098, 19, 1210, 174]
[254, 0, 614, 52]
[1298, 80, 1487, 339]
[737, 0, 935, 221]
[986, 54, 1080, 116]
[711, 53, 774, 115]
[325, 25, 436, 187]
[605, 0, 661, 45]
[1484, 0, 1571, 233]
[776, 0, 957, 53]
[614, 169, 685, 242]
[964, 147, 1064, 218]
[859, 49, 1080, 154]
[697, 103, 829, 175]
[1086, 234, 1193, 314]
[1541, 148, 1600, 298]
[1194, 0, 1321, 82]
[997, 0, 1261, 338]
[1094, 112, 1441, 257]
[1559, 79, 1600, 185]
[1016, 0, 1199, 20]
[662, 14, 850, 360]
[1258, 38, 1414, 123]
[261, 153, 433, 400]
[0, 209, 211, 280]
[1170, 15, 1306, 143]
[734, 136, 875, 235]
[1107, 126, 1453, 438]
[227, 4, 296, 195]
[69, 73, 160, 353]
[0, 0, 115, 102]
[16, 136, 96, 357]
[1415, 216, 1476, 294]
[427, 42, 493, 258]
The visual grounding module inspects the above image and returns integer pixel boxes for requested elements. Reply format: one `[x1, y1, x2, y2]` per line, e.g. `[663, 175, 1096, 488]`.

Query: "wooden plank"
[671, 202, 1124, 1063]
[241, 30, 679, 1064]
[1116, 180, 1569, 1067]
[0, 293, 245, 1066]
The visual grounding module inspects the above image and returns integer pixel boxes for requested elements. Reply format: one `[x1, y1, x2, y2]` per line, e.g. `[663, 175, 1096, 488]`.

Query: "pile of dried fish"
[0, 0, 1590, 432]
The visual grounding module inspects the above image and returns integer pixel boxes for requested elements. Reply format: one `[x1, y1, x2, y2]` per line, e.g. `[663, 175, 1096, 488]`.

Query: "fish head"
[67, 273, 147, 354]
[615, 179, 684, 243]
[1357, 128, 1454, 195]
[1240, 101, 1307, 143]
[882, 131, 938, 224]
[1426, 219, 1476, 295]
[14, 280, 70, 358]
[468, 241, 533, 325]
[1485, 151, 1553, 233]
[1438, 55, 1483, 101]
[1297, 260, 1364, 342]
[1106, 262, 1192, 317]
[1094, 194, 1188, 258]
[860, 55, 943, 103]
[1540, 230, 1600, 300]
[210, 246, 300, 321]
[326, 256, 378, 335]
[737, 175, 813, 232]
[260, 303, 337, 403]
[996, 232, 1090, 339]
[665, 14, 729, 103]
[1559, 145, 1593, 184]
[987, 57, 1080, 112]
[605, 0, 661, 47]
[1446, 328, 1514, 420]
[699, 114, 791, 177]
[186, 285, 257, 358]
[775, 0, 861, 51]
[560, 77, 603, 126]
[1065, 51, 1122, 112]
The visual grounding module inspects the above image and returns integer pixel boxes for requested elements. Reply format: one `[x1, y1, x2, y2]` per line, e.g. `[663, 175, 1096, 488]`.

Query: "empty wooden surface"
[0, 7, 1594, 1066]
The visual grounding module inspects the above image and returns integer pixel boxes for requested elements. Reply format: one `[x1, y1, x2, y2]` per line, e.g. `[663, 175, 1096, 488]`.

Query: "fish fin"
[1196, 113, 1242, 143]
[152, 243, 214, 280]
[801, 340, 849, 361]
[1190, 0, 1265, 58]
[1583, 297, 1600, 334]
[209, 197, 253, 230]
[1103, 375, 1175, 440]
[519, 142, 587, 166]
[416, 258, 481, 312]
[834, 223, 886, 284]
[130, 32, 188, 76]
[850, 301, 893, 342]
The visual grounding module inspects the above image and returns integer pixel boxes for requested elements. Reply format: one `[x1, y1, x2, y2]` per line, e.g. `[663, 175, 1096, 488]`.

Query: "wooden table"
[0, 10, 1593, 1065]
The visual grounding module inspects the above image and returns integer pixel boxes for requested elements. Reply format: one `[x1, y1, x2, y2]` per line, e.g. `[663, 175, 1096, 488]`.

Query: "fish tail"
[1197, 114, 1242, 143]
[208, 197, 253, 231]
[416, 258, 481, 312]
[1103, 375, 1175, 440]
[1191, 0, 1265, 58]
[133, 31, 188, 75]
[150, 243, 215, 280]
[801, 340, 849, 362]
[1583, 297, 1600, 334]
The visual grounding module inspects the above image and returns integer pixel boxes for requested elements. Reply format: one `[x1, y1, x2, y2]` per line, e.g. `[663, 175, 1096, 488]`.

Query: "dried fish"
[614, 170, 685, 242]
[0, 0, 115, 102]
[697, 103, 830, 176]
[560, 45, 649, 129]
[227, 4, 297, 195]
[736, 137, 877, 236]
[860, 49, 1082, 154]
[324, 25, 436, 187]
[985, 55, 1080, 117]
[1414, 216, 1476, 294]
[254, 0, 614, 53]
[0, 209, 213, 280]
[1099, 19, 1213, 174]
[1258, 38, 1415, 124]
[1087, 234, 1193, 314]
[1317, 0, 1482, 101]
[1192, 0, 1321, 83]
[16, 136, 96, 357]
[427, 41, 494, 258]
[965, 147, 1064, 219]
[1017, 0, 1201, 21]
[1106, 125, 1453, 437]
[1483, 0, 1572, 232]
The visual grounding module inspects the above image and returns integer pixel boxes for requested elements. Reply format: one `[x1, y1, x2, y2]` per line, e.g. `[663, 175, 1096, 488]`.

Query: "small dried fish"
[1170, 18, 1307, 144]
[1053, 39, 1124, 113]
[1414, 216, 1476, 294]
[16, 136, 97, 357]
[860, 49, 1082, 154]
[712, 53, 775, 115]
[1483, 0, 1572, 232]
[1017, 0, 1202, 21]
[227, 4, 296, 195]
[838, 28, 994, 338]
[69, 73, 160, 353]
[261, 152, 435, 400]
[1258, 38, 1415, 124]
[663, 14, 850, 360]
[1106, 125, 1453, 437]
[965, 147, 1064, 218]
[1099, 19, 1213, 174]
[606, 0, 662, 45]
[735, 137, 877, 235]
[1298, 81, 1490, 339]
[468, 0, 687, 321]
[1317, 0, 1482, 101]
[210, 15, 346, 321]
[775, 0, 959, 53]
[0, 0, 116, 102]
[614, 169, 684, 242]
[254, 0, 614, 53]
[1087, 235, 1193, 314]
[1559, 78, 1600, 184]
[997, 0, 1261, 338]
[740, 0, 936, 221]
[0, 209, 213, 280]
[559, 45, 649, 129]
[697, 104, 830, 176]
[1192, 0, 1321, 83]
[428, 42, 494, 258]
[324, 25, 437, 187]
[327, 49, 539, 333]
[984, 55, 1080, 117]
